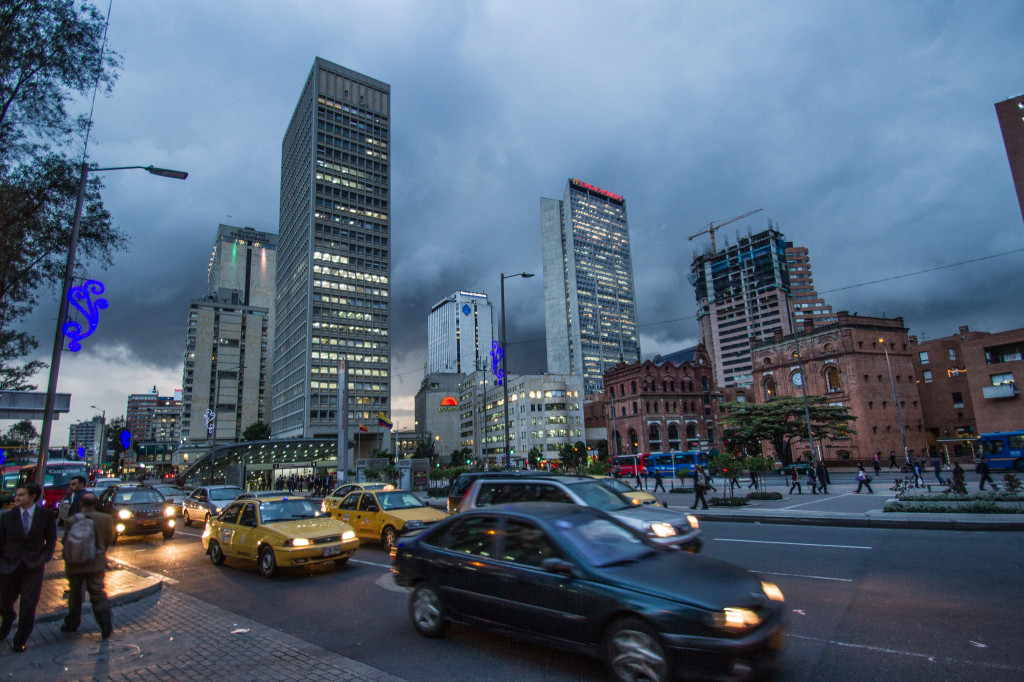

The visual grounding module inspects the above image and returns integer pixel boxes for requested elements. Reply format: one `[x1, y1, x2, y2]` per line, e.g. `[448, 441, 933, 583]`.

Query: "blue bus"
[646, 451, 709, 479]
[979, 431, 1024, 472]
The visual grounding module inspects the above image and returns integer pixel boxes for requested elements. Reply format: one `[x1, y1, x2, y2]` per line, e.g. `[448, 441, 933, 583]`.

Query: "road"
[104, 511, 1024, 681]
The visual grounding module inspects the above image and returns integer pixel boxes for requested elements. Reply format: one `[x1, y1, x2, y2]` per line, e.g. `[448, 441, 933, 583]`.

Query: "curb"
[36, 575, 164, 624]
[690, 512, 1024, 531]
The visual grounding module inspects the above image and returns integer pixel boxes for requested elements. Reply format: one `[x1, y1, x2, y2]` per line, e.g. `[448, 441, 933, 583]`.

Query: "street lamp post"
[785, 300, 816, 462]
[35, 163, 187, 485]
[500, 271, 534, 469]
[878, 337, 909, 460]
[90, 405, 106, 470]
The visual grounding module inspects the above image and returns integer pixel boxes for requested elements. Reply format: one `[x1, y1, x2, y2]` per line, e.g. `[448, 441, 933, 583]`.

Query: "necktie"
[22, 509, 31, 534]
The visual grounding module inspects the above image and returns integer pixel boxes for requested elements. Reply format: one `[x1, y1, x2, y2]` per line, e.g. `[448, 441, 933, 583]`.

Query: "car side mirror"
[541, 557, 576, 577]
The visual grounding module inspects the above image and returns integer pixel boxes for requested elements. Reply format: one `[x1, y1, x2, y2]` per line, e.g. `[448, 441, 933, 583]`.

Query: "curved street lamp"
[36, 162, 187, 484]
[500, 271, 534, 469]
[878, 337, 909, 460]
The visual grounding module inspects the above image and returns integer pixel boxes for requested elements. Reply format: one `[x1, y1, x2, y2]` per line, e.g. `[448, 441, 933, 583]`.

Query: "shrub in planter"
[746, 492, 783, 501]
[668, 488, 695, 494]
[709, 497, 749, 507]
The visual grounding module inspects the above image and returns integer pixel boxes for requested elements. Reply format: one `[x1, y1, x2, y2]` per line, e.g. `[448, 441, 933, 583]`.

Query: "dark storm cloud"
[12, 0, 1024, 439]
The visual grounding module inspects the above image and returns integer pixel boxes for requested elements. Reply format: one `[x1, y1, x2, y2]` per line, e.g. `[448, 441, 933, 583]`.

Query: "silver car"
[152, 485, 186, 513]
[182, 485, 244, 526]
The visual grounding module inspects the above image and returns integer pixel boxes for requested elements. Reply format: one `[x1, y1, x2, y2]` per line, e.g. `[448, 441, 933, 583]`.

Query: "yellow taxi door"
[215, 502, 245, 557]
[234, 502, 259, 558]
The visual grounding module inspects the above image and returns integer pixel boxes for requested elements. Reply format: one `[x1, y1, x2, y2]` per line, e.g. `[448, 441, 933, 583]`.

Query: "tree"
[559, 441, 588, 472]
[241, 421, 271, 441]
[105, 415, 128, 474]
[721, 396, 856, 465]
[594, 439, 609, 462]
[527, 446, 541, 469]
[3, 419, 38, 448]
[0, 1, 125, 389]
[414, 437, 437, 465]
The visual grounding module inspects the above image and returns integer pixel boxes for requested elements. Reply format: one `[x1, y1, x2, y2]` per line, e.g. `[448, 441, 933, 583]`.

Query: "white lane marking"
[174, 530, 204, 538]
[755, 570, 852, 582]
[781, 492, 855, 509]
[351, 558, 391, 569]
[970, 641, 988, 648]
[715, 539, 872, 550]
[790, 634, 1024, 672]
[375, 572, 409, 593]
[107, 558, 180, 585]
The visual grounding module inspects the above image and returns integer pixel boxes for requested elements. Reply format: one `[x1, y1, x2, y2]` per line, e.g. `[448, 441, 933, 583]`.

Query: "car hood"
[264, 518, 353, 536]
[610, 505, 692, 527]
[385, 507, 448, 523]
[596, 551, 768, 611]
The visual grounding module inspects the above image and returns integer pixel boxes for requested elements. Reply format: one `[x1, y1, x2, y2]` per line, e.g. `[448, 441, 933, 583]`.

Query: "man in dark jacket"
[0, 482, 57, 652]
[61, 492, 114, 638]
[66, 475, 87, 518]
[977, 456, 998, 491]
[815, 461, 830, 494]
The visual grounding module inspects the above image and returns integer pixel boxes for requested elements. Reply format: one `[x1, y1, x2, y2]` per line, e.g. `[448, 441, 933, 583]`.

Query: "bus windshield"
[21, 462, 88, 488]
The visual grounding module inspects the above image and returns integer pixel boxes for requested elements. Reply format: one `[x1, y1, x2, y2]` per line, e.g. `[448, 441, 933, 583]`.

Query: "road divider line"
[351, 558, 391, 569]
[174, 530, 204, 538]
[754, 570, 852, 582]
[790, 634, 1024, 672]
[715, 539, 872, 550]
[108, 558, 180, 585]
[781, 493, 855, 509]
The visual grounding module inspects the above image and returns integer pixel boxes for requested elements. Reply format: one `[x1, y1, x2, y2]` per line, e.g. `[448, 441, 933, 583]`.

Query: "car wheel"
[162, 528, 175, 540]
[258, 546, 278, 578]
[604, 617, 668, 682]
[381, 526, 398, 552]
[409, 583, 447, 637]
[209, 540, 226, 565]
[183, 509, 192, 527]
[333, 557, 349, 568]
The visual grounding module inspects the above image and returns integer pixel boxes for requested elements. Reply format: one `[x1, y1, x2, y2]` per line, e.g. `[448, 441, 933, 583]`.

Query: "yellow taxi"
[320, 482, 395, 515]
[202, 495, 359, 578]
[595, 476, 664, 506]
[330, 489, 448, 551]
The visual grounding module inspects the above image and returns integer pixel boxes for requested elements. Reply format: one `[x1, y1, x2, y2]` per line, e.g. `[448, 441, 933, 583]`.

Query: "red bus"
[17, 459, 89, 508]
[610, 453, 649, 479]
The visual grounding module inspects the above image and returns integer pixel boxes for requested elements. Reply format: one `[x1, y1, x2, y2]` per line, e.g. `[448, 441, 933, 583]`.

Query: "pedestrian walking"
[854, 463, 874, 493]
[788, 468, 802, 494]
[815, 461, 830, 494]
[61, 493, 113, 639]
[635, 470, 642, 490]
[912, 459, 924, 488]
[872, 452, 881, 476]
[807, 466, 819, 494]
[65, 475, 87, 519]
[976, 456, 998, 491]
[0, 482, 57, 652]
[642, 468, 649, 491]
[690, 465, 709, 510]
[930, 456, 945, 486]
[889, 450, 897, 469]
[653, 469, 666, 492]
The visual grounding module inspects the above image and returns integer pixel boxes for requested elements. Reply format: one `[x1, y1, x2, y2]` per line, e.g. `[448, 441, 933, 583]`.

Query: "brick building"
[750, 313, 926, 463]
[602, 345, 721, 456]
[912, 325, 1023, 443]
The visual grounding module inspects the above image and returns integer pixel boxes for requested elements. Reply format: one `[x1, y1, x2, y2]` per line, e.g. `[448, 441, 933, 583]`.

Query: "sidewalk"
[4, 563, 408, 682]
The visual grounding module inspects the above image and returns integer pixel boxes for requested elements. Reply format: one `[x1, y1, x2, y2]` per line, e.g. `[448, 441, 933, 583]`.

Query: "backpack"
[64, 513, 98, 564]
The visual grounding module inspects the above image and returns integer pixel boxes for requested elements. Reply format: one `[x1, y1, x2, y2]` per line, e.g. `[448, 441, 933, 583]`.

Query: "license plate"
[323, 545, 341, 557]
[140, 520, 157, 527]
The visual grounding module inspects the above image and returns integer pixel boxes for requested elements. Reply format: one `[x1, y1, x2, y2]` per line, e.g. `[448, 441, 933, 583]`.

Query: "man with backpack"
[61, 492, 113, 638]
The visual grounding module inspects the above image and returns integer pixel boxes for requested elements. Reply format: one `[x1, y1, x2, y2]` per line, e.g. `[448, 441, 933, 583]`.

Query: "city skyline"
[6, 1, 1024, 443]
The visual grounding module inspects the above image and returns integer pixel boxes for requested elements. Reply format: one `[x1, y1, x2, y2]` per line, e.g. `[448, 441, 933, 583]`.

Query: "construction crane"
[688, 208, 764, 252]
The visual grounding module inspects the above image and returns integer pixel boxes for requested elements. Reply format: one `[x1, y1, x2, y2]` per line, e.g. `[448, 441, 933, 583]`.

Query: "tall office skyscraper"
[689, 225, 793, 389]
[427, 291, 494, 374]
[541, 178, 640, 395]
[995, 94, 1024, 225]
[272, 58, 391, 438]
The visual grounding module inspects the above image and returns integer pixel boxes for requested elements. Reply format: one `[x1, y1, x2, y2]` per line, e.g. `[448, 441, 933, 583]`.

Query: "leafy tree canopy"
[721, 396, 856, 464]
[241, 421, 271, 441]
[2, 419, 38, 447]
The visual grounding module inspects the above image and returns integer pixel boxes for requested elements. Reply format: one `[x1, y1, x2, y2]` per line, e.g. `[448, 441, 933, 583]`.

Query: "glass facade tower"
[272, 58, 391, 438]
[541, 178, 640, 395]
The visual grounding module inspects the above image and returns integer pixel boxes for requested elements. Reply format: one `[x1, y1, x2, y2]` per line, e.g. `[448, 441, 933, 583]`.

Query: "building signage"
[439, 395, 459, 412]
[571, 178, 623, 203]
[462, 304, 471, 316]
[459, 291, 487, 299]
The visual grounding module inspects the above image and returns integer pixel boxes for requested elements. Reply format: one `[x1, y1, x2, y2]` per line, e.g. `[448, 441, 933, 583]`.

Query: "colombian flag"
[358, 424, 369, 432]
[377, 412, 393, 428]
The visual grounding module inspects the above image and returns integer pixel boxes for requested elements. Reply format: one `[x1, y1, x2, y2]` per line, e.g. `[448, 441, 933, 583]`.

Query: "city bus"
[2, 464, 23, 507]
[17, 459, 89, 508]
[646, 451, 710, 480]
[610, 453, 649, 479]
[978, 431, 1024, 472]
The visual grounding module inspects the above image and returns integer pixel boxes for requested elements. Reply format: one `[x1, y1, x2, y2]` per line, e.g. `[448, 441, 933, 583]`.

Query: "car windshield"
[556, 515, 656, 567]
[568, 480, 633, 511]
[601, 479, 635, 494]
[259, 499, 324, 523]
[44, 465, 88, 487]
[154, 487, 180, 496]
[115, 489, 165, 504]
[376, 491, 425, 510]
[209, 488, 244, 501]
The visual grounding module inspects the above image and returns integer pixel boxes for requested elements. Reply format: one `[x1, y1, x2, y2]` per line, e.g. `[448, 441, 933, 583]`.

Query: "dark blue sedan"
[392, 503, 786, 682]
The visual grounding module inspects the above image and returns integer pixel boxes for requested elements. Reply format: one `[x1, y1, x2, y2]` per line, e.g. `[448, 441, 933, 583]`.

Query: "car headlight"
[629, 497, 641, 506]
[118, 509, 132, 520]
[213, 506, 221, 514]
[648, 522, 677, 538]
[761, 581, 784, 602]
[687, 514, 699, 529]
[164, 506, 175, 517]
[713, 608, 762, 630]
[342, 530, 356, 541]
[290, 538, 311, 547]
[321, 502, 328, 513]
[404, 520, 424, 529]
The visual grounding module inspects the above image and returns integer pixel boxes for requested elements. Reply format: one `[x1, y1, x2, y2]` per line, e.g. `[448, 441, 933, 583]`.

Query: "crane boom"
[688, 208, 764, 252]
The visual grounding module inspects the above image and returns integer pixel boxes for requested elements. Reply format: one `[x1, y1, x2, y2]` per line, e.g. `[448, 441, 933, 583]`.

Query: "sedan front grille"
[313, 535, 341, 545]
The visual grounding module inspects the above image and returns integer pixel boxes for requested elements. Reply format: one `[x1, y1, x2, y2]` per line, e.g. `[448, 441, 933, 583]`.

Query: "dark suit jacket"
[67, 491, 82, 517]
[0, 504, 58, 574]
[62, 509, 114, 575]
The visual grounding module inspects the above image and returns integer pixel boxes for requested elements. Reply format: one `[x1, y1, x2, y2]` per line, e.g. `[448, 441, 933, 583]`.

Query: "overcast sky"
[8, 0, 1024, 445]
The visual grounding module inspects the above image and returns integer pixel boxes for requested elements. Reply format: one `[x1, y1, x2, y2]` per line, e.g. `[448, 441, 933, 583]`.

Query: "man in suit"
[61, 492, 113, 638]
[0, 482, 57, 652]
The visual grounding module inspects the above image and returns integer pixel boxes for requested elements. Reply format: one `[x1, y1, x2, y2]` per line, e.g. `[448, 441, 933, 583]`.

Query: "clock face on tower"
[792, 372, 803, 386]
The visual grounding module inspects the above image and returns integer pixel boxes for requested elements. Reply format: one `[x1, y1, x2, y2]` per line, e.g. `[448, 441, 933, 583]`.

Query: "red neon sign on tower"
[571, 178, 623, 203]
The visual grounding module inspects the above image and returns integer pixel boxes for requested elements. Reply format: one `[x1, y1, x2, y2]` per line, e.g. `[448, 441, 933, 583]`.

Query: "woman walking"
[855, 463, 874, 493]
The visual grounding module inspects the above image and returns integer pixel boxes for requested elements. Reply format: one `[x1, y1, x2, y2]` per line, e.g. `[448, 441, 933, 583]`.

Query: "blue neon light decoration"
[204, 409, 216, 434]
[0, 448, 5, 465]
[461, 304, 471, 316]
[63, 279, 108, 351]
[120, 430, 131, 450]
[77, 446, 85, 460]
[490, 341, 504, 386]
